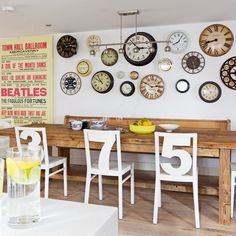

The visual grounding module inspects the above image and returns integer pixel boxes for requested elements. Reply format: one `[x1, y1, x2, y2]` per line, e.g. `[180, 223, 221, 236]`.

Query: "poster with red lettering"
[0, 35, 53, 125]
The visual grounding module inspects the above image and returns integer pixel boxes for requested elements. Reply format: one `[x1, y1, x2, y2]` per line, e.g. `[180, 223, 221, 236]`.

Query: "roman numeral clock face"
[199, 24, 234, 57]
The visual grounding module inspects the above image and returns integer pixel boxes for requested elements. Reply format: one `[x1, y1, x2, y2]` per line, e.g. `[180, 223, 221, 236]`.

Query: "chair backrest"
[83, 129, 122, 172]
[154, 132, 197, 178]
[0, 118, 14, 129]
[15, 127, 49, 165]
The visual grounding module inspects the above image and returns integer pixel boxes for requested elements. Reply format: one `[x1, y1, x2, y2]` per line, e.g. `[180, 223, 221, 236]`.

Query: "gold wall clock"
[77, 59, 92, 77]
[158, 58, 172, 71]
[220, 56, 236, 90]
[129, 71, 139, 80]
[57, 35, 77, 58]
[182, 51, 205, 74]
[101, 48, 118, 66]
[60, 72, 81, 95]
[91, 71, 114, 93]
[140, 74, 164, 99]
[199, 24, 234, 57]
[199, 81, 222, 103]
[87, 35, 101, 52]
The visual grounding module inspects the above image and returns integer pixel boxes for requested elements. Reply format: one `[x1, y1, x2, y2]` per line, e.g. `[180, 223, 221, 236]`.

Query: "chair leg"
[231, 174, 235, 218]
[44, 169, 49, 199]
[193, 180, 200, 228]
[118, 175, 123, 219]
[98, 175, 103, 200]
[153, 176, 159, 224]
[158, 179, 161, 208]
[63, 161, 68, 197]
[84, 172, 91, 203]
[130, 163, 135, 205]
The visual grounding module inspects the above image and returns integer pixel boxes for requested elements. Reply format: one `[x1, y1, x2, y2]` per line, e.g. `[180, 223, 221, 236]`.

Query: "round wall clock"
[199, 81, 222, 103]
[220, 56, 236, 90]
[60, 72, 81, 95]
[57, 35, 77, 58]
[91, 71, 114, 93]
[87, 35, 101, 52]
[168, 31, 188, 53]
[120, 81, 135, 97]
[77, 59, 92, 77]
[140, 74, 164, 99]
[116, 71, 125, 79]
[101, 48, 118, 66]
[158, 58, 172, 71]
[182, 51, 205, 74]
[129, 71, 139, 80]
[199, 24, 234, 57]
[123, 32, 157, 66]
[175, 79, 190, 93]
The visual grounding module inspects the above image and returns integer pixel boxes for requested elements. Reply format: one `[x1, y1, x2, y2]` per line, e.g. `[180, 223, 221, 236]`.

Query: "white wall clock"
[158, 58, 172, 71]
[87, 35, 101, 52]
[168, 31, 188, 53]
[60, 72, 81, 95]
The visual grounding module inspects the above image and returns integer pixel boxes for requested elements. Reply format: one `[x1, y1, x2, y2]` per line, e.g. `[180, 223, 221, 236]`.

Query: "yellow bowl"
[129, 124, 156, 134]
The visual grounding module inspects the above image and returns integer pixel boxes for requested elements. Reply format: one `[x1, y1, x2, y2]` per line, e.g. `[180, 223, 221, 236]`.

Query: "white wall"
[54, 20, 236, 175]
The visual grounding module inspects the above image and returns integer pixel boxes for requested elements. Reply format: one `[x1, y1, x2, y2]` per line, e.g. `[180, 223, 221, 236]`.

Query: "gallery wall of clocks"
[56, 21, 235, 105]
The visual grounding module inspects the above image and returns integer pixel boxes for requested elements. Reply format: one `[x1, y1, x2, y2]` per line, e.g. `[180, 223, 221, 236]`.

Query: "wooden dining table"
[0, 123, 236, 225]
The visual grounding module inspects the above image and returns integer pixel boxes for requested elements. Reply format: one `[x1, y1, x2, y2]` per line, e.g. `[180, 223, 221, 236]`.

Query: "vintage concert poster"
[0, 35, 53, 125]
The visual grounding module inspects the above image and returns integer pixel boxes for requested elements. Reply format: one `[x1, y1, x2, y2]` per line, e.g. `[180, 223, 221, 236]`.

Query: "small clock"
[175, 79, 190, 93]
[140, 74, 164, 99]
[120, 81, 135, 97]
[77, 59, 92, 77]
[101, 48, 118, 66]
[116, 71, 125, 79]
[91, 71, 114, 94]
[129, 71, 139, 80]
[220, 56, 236, 90]
[158, 58, 172, 71]
[57, 35, 77, 58]
[60, 72, 81, 95]
[123, 32, 157, 66]
[87, 35, 101, 52]
[199, 81, 222, 103]
[182, 51, 205, 74]
[168, 31, 188, 53]
[199, 24, 234, 57]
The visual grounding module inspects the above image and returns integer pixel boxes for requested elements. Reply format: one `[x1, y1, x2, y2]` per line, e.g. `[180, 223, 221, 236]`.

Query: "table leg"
[219, 149, 231, 225]
[58, 147, 70, 168]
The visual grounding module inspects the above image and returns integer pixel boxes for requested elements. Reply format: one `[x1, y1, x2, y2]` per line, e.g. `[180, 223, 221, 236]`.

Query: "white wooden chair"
[83, 129, 135, 219]
[153, 132, 200, 228]
[231, 164, 236, 218]
[15, 127, 67, 199]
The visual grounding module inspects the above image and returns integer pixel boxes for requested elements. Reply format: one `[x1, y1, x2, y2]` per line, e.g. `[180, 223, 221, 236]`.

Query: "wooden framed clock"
[199, 24, 234, 57]
[60, 72, 81, 95]
[123, 32, 157, 66]
[57, 35, 77, 58]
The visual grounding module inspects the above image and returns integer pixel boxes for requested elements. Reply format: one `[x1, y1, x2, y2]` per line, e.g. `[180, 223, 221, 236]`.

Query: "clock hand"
[95, 78, 103, 84]
[130, 40, 141, 50]
[143, 82, 152, 88]
[173, 35, 183, 45]
[204, 38, 218, 45]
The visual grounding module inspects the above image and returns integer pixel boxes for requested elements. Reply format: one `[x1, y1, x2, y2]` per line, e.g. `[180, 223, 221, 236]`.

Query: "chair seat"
[91, 161, 132, 176]
[41, 156, 66, 170]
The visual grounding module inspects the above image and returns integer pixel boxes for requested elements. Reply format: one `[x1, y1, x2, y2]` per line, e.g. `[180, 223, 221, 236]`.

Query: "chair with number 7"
[153, 132, 200, 228]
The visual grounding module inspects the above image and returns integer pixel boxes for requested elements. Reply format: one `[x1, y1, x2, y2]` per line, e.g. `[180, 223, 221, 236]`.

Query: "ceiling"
[0, 0, 235, 38]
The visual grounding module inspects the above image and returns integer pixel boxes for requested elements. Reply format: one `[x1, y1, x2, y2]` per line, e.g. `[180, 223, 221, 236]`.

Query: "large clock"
[123, 32, 157, 66]
[91, 71, 114, 94]
[199, 24, 234, 57]
[60, 72, 81, 95]
[199, 81, 222, 103]
[57, 35, 77, 58]
[220, 56, 236, 90]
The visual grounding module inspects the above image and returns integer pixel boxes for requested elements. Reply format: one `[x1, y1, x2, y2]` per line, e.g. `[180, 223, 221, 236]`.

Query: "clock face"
[168, 31, 188, 53]
[140, 74, 164, 99]
[199, 81, 222, 103]
[91, 71, 114, 93]
[116, 71, 125, 79]
[120, 81, 135, 97]
[123, 32, 157, 66]
[158, 58, 172, 71]
[87, 35, 101, 52]
[129, 71, 139, 80]
[57, 35, 77, 58]
[101, 48, 118, 66]
[175, 79, 190, 93]
[182, 51, 205, 74]
[77, 59, 92, 77]
[199, 24, 234, 57]
[60, 72, 81, 95]
[220, 56, 236, 90]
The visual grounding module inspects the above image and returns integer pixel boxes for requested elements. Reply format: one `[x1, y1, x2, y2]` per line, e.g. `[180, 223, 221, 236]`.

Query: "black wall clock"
[123, 32, 157, 66]
[57, 35, 77, 58]
[120, 81, 135, 96]
[220, 56, 236, 90]
[101, 48, 118, 66]
[176, 79, 190, 93]
[182, 51, 205, 74]
[199, 81, 222, 103]
[60, 72, 81, 95]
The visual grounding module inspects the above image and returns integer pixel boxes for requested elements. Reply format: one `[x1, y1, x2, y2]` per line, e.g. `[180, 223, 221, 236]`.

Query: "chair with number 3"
[153, 132, 200, 228]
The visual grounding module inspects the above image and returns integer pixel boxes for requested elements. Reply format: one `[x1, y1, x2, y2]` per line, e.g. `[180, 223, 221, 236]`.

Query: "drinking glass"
[116, 117, 123, 131]
[6, 146, 42, 227]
